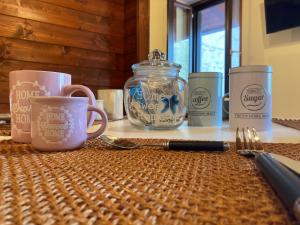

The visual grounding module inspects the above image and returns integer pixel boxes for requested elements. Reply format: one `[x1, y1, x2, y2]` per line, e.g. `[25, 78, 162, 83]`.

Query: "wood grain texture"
[124, 0, 137, 68]
[125, 0, 137, 20]
[0, 82, 9, 104]
[137, 0, 149, 61]
[0, 0, 123, 37]
[124, 0, 137, 83]
[0, 60, 123, 84]
[125, 34, 137, 55]
[0, 14, 123, 53]
[0, 60, 124, 104]
[0, 37, 122, 70]
[0, 0, 149, 112]
[0, 103, 9, 113]
[40, 0, 124, 19]
[124, 52, 136, 72]
[125, 19, 136, 37]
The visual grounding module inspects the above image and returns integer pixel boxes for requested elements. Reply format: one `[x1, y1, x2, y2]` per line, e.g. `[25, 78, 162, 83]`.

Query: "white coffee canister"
[188, 72, 223, 127]
[229, 65, 272, 131]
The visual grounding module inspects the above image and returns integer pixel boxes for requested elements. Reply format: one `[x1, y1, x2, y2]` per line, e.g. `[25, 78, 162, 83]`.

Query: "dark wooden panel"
[0, 0, 123, 37]
[0, 103, 9, 113]
[125, 35, 137, 54]
[124, 53, 137, 71]
[124, 71, 134, 83]
[125, 17, 137, 36]
[124, 0, 137, 73]
[111, 0, 124, 4]
[77, 70, 124, 88]
[125, 0, 137, 20]
[40, 0, 124, 19]
[0, 57, 78, 82]
[137, 0, 149, 61]
[0, 60, 122, 83]
[0, 14, 123, 54]
[0, 0, 131, 111]
[0, 60, 125, 105]
[0, 38, 122, 70]
[0, 82, 9, 104]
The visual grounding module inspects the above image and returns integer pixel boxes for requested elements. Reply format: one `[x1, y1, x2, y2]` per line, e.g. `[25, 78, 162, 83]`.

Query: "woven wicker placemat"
[0, 125, 11, 136]
[0, 139, 299, 225]
[273, 118, 300, 131]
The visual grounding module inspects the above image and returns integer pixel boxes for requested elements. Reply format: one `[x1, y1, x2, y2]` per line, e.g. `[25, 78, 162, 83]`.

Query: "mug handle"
[87, 105, 108, 140]
[63, 85, 96, 127]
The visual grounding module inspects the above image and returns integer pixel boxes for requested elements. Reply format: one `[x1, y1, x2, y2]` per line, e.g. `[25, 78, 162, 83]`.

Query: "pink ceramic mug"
[9, 70, 96, 143]
[30, 96, 108, 151]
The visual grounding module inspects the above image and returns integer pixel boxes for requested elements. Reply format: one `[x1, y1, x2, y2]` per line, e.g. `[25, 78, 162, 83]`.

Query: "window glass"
[197, 2, 225, 75]
[173, 6, 191, 81]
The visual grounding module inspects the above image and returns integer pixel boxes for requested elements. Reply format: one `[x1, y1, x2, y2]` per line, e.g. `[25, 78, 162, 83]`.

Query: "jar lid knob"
[148, 49, 165, 65]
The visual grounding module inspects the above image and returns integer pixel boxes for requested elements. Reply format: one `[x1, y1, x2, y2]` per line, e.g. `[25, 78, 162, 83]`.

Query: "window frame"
[167, 1, 192, 63]
[168, 0, 242, 93]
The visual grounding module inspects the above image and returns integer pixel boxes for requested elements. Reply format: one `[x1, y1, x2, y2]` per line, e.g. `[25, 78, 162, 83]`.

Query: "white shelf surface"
[2, 120, 300, 144]
[95, 120, 300, 144]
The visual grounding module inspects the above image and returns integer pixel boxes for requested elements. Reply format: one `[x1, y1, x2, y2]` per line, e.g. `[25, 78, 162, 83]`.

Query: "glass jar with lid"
[124, 49, 188, 129]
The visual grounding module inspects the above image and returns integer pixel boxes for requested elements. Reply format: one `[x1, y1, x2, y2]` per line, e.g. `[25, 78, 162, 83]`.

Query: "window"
[195, 2, 225, 74]
[168, 0, 241, 93]
[168, 2, 192, 81]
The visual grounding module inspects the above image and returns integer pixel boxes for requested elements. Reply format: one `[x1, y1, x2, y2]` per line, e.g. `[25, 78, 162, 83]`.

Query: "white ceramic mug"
[229, 65, 272, 131]
[97, 89, 123, 120]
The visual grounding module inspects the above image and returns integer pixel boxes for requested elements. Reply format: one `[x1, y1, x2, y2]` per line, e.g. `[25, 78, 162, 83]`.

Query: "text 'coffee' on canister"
[188, 72, 223, 127]
[229, 65, 272, 131]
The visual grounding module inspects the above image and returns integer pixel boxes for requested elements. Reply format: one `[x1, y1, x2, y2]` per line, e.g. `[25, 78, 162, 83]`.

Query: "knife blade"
[270, 153, 300, 175]
[256, 153, 300, 221]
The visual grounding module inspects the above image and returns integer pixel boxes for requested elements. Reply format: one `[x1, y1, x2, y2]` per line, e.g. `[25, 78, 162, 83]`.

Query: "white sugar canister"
[229, 65, 272, 131]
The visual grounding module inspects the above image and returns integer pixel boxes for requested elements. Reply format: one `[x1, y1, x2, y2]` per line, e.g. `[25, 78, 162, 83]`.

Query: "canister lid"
[132, 49, 181, 72]
[189, 72, 223, 79]
[230, 65, 272, 74]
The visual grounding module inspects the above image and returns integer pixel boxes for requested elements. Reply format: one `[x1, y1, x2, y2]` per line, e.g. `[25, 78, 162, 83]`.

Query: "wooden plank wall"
[124, 0, 137, 82]
[0, 0, 131, 113]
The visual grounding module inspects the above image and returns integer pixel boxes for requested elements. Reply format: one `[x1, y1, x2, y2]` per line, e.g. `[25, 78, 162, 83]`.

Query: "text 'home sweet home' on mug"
[30, 96, 108, 151]
[229, 65, 272, 131]
[9, 70, 96, 143]
[188, 72, 223, 127]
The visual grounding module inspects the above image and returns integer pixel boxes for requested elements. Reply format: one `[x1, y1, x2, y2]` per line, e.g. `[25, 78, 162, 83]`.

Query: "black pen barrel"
[167, 140, 228, 151]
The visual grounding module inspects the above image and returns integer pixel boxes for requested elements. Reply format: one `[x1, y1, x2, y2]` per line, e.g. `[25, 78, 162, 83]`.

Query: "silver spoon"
[100, 135, 229, 151]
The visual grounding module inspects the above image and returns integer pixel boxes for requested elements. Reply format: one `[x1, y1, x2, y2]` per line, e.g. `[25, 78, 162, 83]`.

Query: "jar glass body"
[124, 69, 188, 129]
